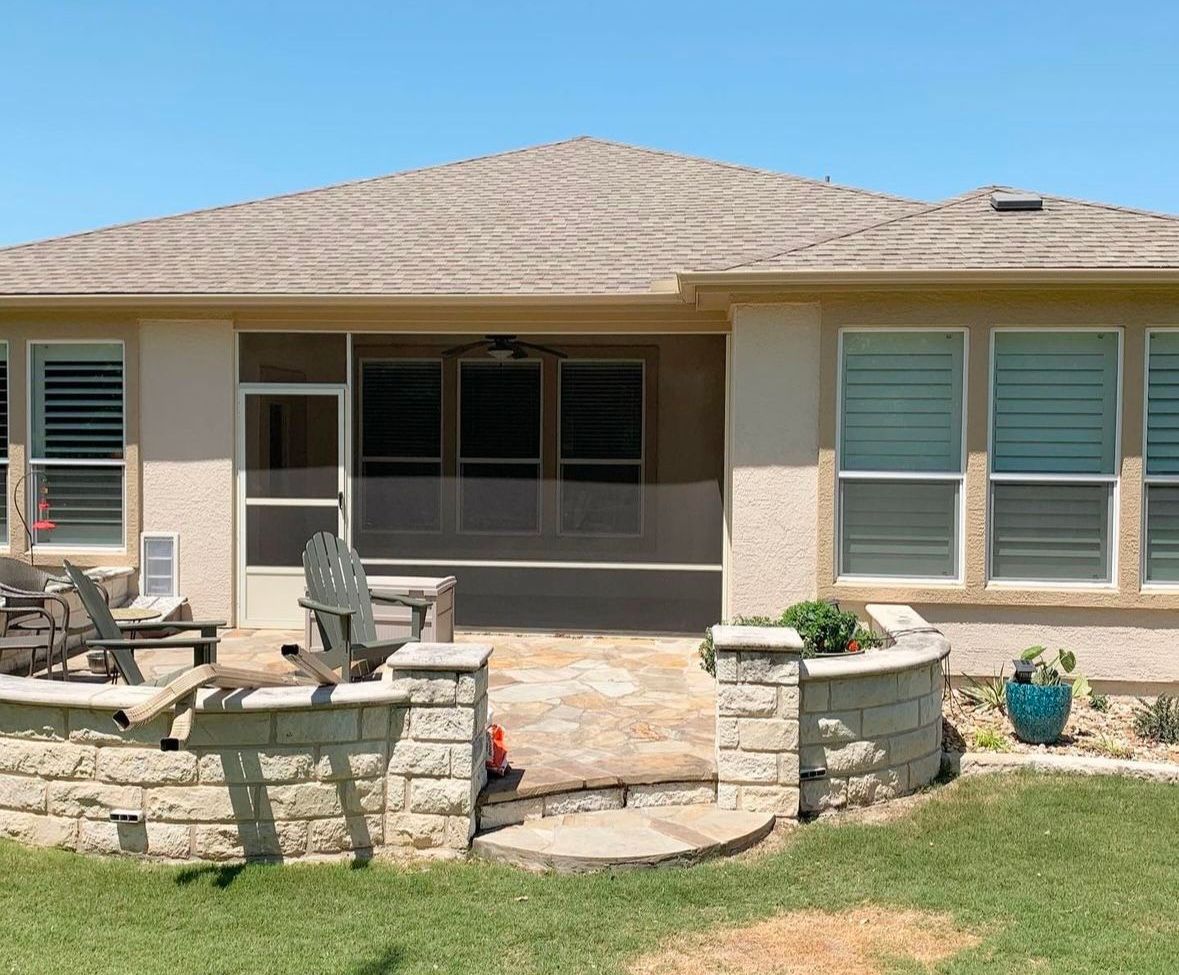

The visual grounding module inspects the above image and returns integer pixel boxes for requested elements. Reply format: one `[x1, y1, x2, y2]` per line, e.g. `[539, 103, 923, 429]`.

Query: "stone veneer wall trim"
[713, 605, 950, 819]
[0, 641, 492, 862]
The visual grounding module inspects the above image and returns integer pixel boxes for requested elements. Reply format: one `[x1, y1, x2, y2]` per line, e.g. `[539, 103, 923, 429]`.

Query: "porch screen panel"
[29, 343, 125, 547]
[1143, 331, 1179, 581]
[989, 331, 1118, 583]
[459, 362, 541, 532]
[560, 361, 643, 535]
[837, 331, 964, 579]
[360, 360, 442, 532]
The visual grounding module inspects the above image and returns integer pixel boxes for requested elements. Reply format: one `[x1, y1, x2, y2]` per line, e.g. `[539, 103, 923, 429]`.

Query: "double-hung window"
[29, 342, 125, 548]
[1143, 330, 1179, 583]
[988, 330, 1120, 583]
[559, 360, 644, 536]
[458, 360, 541, 533]
[359, 359, 443, 532]
[837, 330, 965, 580]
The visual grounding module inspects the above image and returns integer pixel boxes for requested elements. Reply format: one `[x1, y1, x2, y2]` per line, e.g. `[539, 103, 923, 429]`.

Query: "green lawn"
[0, 774, 1174, 974]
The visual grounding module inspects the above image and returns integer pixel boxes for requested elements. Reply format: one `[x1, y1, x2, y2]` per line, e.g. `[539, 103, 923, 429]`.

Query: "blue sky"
[2, 1, 1177, 246]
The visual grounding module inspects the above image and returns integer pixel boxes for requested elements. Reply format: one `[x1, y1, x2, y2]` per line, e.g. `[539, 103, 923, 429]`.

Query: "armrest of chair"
[89, 636, 221, 652]
[115, 619, 225, 633]
[298, 597, 354, 618]
[369, 589, 431, 609]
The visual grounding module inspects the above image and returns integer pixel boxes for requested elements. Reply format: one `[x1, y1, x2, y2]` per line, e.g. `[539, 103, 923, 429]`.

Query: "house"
[2, 136, 1178, 689]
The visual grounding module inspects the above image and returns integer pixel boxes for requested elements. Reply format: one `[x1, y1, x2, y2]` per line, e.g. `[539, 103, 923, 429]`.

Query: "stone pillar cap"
[711, 625, 804, 653]
[385, 642, 493, 672]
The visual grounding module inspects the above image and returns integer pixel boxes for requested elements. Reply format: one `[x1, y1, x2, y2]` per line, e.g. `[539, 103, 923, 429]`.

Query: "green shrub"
[1132, 694, 1179, 744]
[781, 600, 880, 657]
[972, 728, 1011, 752]
[1089, 692, 1111, 713]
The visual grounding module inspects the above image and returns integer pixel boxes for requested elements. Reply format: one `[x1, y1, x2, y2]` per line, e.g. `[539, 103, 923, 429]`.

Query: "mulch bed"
[943, 688, 1179, 765]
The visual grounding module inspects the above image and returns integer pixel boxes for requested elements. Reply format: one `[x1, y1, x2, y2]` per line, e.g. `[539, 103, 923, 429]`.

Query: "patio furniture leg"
[280, 644, 341, 685]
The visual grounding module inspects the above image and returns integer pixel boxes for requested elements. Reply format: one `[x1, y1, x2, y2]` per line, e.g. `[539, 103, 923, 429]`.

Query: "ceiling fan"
[441, 334, 567, 360]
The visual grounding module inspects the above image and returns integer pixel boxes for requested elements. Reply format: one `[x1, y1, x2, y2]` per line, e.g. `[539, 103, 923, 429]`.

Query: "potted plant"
[1005, 646, 1090, 744]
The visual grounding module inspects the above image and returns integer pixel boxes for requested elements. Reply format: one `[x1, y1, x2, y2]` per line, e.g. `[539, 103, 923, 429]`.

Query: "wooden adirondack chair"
[63, 561, 223, 686]
[301, 533, 428, 682]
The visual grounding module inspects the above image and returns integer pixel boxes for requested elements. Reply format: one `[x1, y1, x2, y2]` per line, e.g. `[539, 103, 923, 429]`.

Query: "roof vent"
[990, 191, 1043, 212]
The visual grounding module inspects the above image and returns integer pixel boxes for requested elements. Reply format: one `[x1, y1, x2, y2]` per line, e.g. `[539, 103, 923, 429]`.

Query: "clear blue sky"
[2, 1, 1177, 246]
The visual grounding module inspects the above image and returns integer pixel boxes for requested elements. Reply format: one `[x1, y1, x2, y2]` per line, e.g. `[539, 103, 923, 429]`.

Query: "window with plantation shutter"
[560, 361, 644, 535]
[359, 359, 442, 532]
[459, 361, 541, 532]
[988, 330, 1120, 583]
[0, 342, 7, 542]
[1143, 331, 1179, 582]
[837, 331, 965, 579]
[29, 343, 125, 548]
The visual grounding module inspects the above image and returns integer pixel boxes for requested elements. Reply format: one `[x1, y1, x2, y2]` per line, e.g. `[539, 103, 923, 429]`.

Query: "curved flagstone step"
[471, 804, 774, 873]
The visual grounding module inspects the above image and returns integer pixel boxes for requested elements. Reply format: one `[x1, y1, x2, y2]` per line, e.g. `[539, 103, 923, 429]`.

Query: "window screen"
[1143, 331, 1179, 582]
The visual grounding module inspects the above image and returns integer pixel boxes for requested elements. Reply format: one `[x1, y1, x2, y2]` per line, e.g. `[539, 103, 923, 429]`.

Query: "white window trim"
[985, 326, 1122, 588]
[456, 359, 543, 536]
[140, 531, 179, 598]
[1140, 326, 1179, 588]
[0, 339, 8, 553]
[27, 339, 127, 554]
[835, 326, 969, 585]
[556, 358, 646, 539]
[357, 356, 444, 535]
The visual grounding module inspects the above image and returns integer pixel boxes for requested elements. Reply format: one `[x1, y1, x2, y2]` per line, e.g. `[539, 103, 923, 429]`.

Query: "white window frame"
[27, 338, 127, 554]
[357, 356, 444, 535]
[556, 358, 646, 539]
[456, 359, 543, 536]
[1140, 326, 1179, 589]
[0, 340, 8, 553]
[986, 326, 1122, 589]
[140, 531, 179, 598]
[835, 326, 968, 585]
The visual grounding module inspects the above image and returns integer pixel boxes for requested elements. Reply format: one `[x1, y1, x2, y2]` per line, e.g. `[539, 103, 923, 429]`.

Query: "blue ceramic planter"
[1005, 681, 1072, 744]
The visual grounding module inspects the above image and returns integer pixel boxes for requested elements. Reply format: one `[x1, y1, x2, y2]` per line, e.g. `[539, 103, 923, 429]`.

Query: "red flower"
[847, 639, 861, 652]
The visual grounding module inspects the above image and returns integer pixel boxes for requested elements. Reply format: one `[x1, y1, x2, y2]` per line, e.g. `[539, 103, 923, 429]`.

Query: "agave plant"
[960, 670, 1006, 713]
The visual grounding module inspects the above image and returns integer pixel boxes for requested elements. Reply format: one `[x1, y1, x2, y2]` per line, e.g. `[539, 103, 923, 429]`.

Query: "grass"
[0, 774, 1175, 974]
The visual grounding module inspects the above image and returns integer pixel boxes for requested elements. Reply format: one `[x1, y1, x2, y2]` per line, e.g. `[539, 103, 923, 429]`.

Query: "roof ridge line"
[0, 136, 594, 255]
[716, 186, 998, 271]
[1039, 191, 1179, 223]
[579, 136, 925, 205]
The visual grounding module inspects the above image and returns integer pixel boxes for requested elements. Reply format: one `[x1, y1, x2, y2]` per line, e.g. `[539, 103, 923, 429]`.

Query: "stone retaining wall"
[713, 604, 949, 818]
[0, 641, 491, 862]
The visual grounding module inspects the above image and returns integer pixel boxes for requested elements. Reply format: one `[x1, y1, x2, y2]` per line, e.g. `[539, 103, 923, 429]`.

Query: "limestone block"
[897, 666, 933, 700]
[456, 669, 489, 706]
[801, 711, 861, 744]
[408, 778, 472, 816]
[444, 814, 475, 848]
[47, 781, 142, 819]
[310, 815, 384, 853]
[717, 684, 776, 717]
[385, 812, 447, 849]
[97, 747, 197, 785]
[819, 739, 889, 775]
[0, 810, 77, 848]
[739, 652, 800, 685]
[919, 689, 943, 726]
[714, 650, 738, 683]
[738, 784, 800, 817]
[626, 782, 716, 808]
[738, 718, 799, 752]
[542, 788, 623, 817]
[185, 713, 273, 748]
[315, 746, 386, 781]
[717, 748, 777, 783]
[776, 686, 801, 718]
[385, 776, 407, 812]
[450, 741, 478, 779]
[802, 681, 830, 712]
[77, 820, 190, 859]
[909, 750, 943, 788]
[829, 674, 900, 710]
[261, 780, 379, 820]
[800, 776, 847, 812]
[0, 703, 65, 740]
[0, 739, 95, 779]
[861, 700, 920, 737]
[197, 749, 313, 785]
[69, 709, 170, 746]
[477, 796, 543, 830]
[889, 723, 940, 765]
[778, 751, 800, 786]
[147, 785, 253, 822]
[715, 718, 739, 749]
[193, 821, 308, 860]
[275, 709, 358, 745]
[847, 766, 907, 805]
[360, 707, 390, 740]
[716, 782, 738, 810]
[386, 674, 457, 705]
[0, 773, 46, 812]
[410, 707, 474, 742]
[389, 741, 451, 777]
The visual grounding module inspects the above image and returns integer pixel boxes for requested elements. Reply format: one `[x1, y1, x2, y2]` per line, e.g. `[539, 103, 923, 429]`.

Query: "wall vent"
[990, 191, 1043, 212]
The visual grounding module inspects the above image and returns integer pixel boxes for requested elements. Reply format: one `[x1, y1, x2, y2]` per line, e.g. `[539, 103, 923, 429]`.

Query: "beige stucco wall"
[727, 303, 820, 616]
[139, 320, 235, 621]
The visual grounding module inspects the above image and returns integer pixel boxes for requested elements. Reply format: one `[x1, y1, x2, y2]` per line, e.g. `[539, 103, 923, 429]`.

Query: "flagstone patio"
[123, 628, 717, 797]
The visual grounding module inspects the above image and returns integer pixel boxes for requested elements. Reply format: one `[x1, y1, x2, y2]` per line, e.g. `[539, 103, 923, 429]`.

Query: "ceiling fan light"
[487, 346, 514, 360]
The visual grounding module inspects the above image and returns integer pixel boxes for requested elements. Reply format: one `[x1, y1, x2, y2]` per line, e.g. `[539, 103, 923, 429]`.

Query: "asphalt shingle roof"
[0, 137, 921, 296]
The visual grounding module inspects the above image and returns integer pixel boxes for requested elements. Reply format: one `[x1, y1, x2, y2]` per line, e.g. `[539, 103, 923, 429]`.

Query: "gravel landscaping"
[944, 688, 1179, 764]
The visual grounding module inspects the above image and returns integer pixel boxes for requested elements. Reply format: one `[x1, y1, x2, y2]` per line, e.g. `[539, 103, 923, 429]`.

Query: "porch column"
[727, 303, 821, 616]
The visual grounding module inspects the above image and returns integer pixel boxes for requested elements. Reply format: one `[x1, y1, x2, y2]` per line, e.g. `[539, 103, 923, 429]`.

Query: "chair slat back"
[62, 561, 145, 685]
[302, 533, 378, 650]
